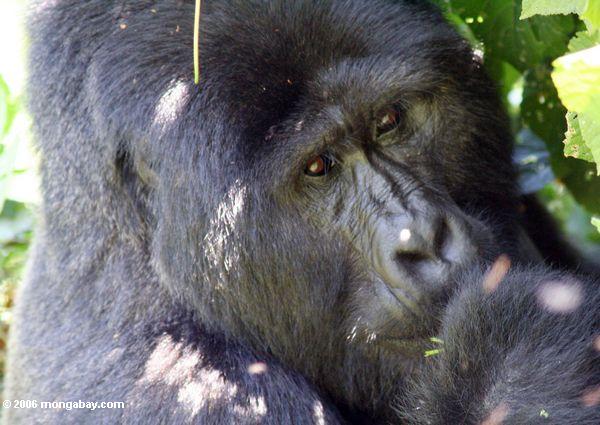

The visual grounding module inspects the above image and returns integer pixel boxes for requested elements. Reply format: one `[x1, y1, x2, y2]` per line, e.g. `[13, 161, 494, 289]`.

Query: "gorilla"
[5, 0, 599, 424]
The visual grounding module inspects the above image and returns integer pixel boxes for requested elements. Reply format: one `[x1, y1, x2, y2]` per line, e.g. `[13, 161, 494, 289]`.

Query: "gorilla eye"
[304, 154, 336, 177]
[376, 108, 401, 137]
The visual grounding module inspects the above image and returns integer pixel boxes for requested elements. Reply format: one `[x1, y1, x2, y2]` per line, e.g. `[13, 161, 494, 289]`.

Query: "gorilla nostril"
[396, 251, 430, 265]
[394, 250, 434, 280]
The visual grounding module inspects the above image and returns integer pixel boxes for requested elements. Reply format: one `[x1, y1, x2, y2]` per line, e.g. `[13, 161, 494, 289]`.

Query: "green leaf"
[520, 0, 586, 19]
[563, 112, 594, 162]
[568, 30, 600, 52]
[0, 75, 19, 137]
[592, 216, 600, 233]
[0, 75, 9, 136]
[553, 45, 600, 173]
[553, 46, 600, 111]
[446, 1, 575, 73]
[577, 112, 600, 174]
[581, 0, 600, 31]
[522, 65, 600, 213]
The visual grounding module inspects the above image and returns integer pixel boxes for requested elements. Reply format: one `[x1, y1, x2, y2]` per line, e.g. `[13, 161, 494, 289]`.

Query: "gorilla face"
[289, 104, 493, 347]
[145, 0, 520, 410]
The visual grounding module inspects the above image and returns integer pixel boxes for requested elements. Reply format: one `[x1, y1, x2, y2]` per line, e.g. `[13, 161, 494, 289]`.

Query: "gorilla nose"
[390, 214, 469, 282]
[396, 216, 450, 263]
[371, 210, 475, 293]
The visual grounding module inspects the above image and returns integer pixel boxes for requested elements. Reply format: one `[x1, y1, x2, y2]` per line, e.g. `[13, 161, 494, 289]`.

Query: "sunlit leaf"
[592, 216, 600, 233]
[0, 76, 9, 136]
[553, 45, 600, 174]
[568, 30, 600, 52]
[563, 112, 594, 163]
[520, 0, 586, 20]
[581, 0, 600, 31]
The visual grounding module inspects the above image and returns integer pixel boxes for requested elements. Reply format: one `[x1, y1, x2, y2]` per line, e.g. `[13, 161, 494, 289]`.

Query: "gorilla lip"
[371, 274, 441, 342]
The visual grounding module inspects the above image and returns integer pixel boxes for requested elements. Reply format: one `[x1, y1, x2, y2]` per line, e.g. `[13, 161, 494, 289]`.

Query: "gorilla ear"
[118, 139, 158, 189]
[114, 142, 158, 224]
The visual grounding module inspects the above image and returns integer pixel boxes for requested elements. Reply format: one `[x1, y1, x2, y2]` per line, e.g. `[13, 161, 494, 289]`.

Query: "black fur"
[400, 266, 600, 424]
[5, 1, 599, 424]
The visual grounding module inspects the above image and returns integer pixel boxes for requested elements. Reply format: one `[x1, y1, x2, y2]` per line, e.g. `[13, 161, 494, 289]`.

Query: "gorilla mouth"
[377, 335, 433, 356]
[382, 280, 427, 319]
[368, 273, 446, 346]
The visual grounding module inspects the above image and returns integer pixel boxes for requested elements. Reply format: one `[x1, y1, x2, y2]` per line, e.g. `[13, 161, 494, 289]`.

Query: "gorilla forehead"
[199, 0, 470, 156]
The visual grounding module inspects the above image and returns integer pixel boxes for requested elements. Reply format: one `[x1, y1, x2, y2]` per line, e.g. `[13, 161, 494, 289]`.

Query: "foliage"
[553, 41, 600, 172]
[0, 201, 32, 381]
[593, 216, 600, 232]
[0, 0, 36, 386]
[432, 0, 600, 241]
[0, 79, 33, 382]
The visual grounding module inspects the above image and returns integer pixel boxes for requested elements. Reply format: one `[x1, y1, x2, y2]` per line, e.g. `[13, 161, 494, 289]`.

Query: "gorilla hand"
[399, 266, 600, 424]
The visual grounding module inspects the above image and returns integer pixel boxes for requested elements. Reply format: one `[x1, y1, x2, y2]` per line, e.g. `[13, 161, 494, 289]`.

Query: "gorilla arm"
[399, 266, 600, 424]
[120, 322, 346, 425]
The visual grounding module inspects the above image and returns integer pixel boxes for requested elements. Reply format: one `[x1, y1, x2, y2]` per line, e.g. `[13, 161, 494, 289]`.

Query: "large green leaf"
[522, 64, 600, 213]
[521, 0, 586, 19]
[521, 0, 600, 31]
[552, 45, 600, 174]
[581, 0, 600, 30]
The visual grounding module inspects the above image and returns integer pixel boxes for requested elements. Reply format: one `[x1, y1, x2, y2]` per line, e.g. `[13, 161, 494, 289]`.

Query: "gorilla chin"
[5, 0, 599, 424]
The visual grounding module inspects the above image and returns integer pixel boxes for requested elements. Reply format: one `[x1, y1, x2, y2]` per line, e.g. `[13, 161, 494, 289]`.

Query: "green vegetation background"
[1, 0, 599, 388]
